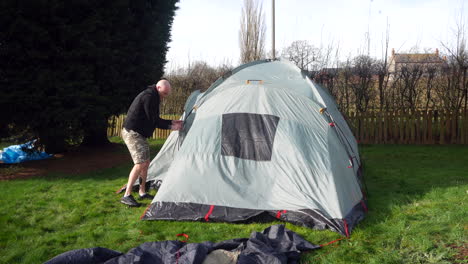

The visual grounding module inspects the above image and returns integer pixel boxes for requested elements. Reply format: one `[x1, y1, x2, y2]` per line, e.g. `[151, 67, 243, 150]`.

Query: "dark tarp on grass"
[45, 225, 320, 264]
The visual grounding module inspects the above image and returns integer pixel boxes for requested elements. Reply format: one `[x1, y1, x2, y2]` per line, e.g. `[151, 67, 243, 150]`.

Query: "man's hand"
[171, 120, 183, 131]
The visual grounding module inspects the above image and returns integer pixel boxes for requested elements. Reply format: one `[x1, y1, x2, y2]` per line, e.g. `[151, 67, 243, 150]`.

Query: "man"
[121, 79, 183, 207]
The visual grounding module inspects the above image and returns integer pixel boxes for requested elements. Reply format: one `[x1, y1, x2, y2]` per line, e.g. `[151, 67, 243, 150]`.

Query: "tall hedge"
[0, 0, 178, 152]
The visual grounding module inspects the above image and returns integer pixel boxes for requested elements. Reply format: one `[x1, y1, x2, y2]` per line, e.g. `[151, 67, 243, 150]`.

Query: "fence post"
[422, 110, 427, 144]
[457, 111, 462, 144]
[464, 111, 468, 144]
[405, 110, 411, 144]
[439, 110, 445, 144]
[451, 110, 457, 144]
[397, 110, 402, 144]
[358, 112, 364, 144]
[368, 111, 375, 144]
[429, 110, 435, 144]
[375, 111, 380, 144]
[383, 111, 388, 143]
[373, 111, 378, 144]
[465, 111, 468, 144]
[120, 115, 125, 137]
[390, 110, 394, 143]
[415, 110, 421, 144]
[409, 110, 415, 144]
[391, 110, 396, 144]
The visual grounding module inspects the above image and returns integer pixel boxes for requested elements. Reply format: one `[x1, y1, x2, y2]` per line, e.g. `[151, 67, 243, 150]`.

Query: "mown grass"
[0, 141, 467, 263]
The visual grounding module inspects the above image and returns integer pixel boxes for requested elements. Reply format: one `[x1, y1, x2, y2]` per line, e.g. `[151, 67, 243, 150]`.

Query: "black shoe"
[121, 195, 141, 207]
[138, 193, 154, 200]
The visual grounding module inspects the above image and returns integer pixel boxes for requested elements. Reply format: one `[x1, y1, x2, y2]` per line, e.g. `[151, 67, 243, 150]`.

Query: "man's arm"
[155, 116, 173, 130]
[142, 95, 172, 130]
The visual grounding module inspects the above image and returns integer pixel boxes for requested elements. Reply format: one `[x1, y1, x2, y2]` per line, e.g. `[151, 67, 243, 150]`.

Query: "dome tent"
[142, 59, 366, 236]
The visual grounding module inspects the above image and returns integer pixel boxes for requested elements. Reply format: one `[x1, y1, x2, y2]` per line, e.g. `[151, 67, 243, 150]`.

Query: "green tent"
[143, 59, 366, 236]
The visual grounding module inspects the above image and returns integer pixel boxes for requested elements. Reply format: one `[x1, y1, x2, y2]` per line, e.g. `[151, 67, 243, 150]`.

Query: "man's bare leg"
[124, 161, 147, 197]
[138, 160, 150, 195]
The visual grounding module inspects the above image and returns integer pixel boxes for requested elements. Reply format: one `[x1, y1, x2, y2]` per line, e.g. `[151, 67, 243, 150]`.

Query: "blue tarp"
[0, 141, 52, 164]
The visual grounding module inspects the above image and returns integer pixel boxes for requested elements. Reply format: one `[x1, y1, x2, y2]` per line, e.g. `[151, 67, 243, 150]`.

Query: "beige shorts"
[122, 128, 150, 164]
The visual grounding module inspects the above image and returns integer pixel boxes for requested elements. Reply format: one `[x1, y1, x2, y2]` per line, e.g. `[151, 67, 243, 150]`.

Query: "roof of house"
[393, 53, 444, 64]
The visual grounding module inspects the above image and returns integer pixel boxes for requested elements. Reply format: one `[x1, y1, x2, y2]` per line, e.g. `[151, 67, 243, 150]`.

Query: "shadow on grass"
[11, 138, 166, 182]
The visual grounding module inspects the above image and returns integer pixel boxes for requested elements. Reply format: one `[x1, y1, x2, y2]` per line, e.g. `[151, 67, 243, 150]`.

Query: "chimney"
[392, 48, 395, 57]
[435, 48, 439, 56]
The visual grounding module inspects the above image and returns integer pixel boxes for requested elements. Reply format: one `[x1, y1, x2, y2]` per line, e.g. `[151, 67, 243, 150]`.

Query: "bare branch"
[239, 0, 266, 64]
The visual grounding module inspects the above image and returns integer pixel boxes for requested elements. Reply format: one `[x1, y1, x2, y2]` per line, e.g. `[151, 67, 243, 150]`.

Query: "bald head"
[156, 80, 172, 99]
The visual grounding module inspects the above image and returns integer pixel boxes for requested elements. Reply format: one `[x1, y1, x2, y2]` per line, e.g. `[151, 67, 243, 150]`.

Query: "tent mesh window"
[221, 113, 280, 161]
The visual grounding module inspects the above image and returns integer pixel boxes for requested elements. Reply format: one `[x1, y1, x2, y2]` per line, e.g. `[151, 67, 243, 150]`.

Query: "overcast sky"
[165, 0, 467, 69]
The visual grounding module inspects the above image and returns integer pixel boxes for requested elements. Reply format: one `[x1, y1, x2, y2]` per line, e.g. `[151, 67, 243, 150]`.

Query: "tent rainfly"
[141, 59, 366, 236]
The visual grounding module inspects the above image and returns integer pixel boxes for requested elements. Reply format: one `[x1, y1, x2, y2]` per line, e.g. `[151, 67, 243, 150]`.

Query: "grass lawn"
[0, 140, 467, 263]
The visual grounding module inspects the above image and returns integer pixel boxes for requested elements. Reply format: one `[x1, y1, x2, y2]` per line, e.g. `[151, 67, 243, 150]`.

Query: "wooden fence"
[107, 114, 181, 139]
[108, 110, 468, 144]
[347, 110, 468, 144]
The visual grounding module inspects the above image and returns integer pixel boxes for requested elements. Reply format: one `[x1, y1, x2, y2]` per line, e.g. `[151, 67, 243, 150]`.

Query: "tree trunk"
[39, 129, 67, 154]
[81, 117, 111, 146]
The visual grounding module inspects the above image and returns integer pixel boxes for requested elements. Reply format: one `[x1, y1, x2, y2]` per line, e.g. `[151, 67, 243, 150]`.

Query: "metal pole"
[367, 0, 372, 56]
[272, 0, 275, 59]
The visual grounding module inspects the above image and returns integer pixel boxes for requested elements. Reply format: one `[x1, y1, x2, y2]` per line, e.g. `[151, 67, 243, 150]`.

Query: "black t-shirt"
[123, 87, 172, 138]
